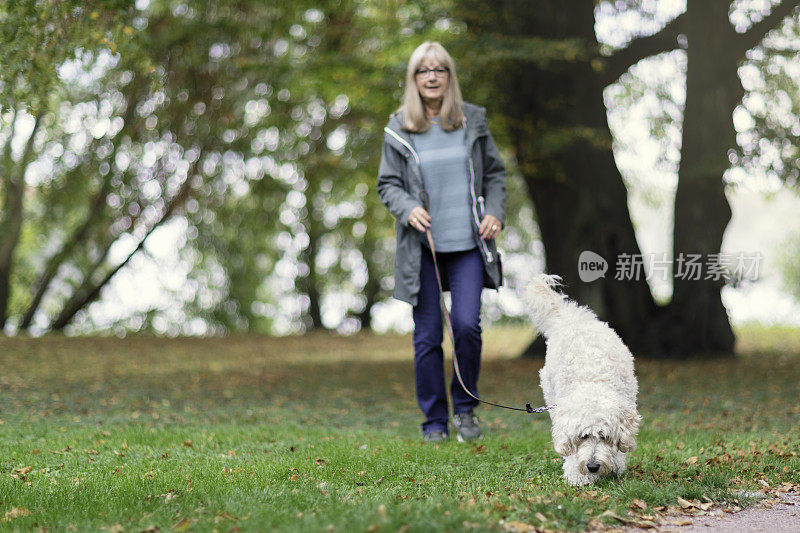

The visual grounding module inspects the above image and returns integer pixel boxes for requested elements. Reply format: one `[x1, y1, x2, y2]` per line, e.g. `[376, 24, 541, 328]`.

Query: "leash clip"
[526, 403, 556, 414]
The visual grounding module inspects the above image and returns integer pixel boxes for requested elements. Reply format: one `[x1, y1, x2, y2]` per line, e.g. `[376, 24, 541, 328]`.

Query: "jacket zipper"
[468, 157, 493, 263]
[463, 116, 493, 263]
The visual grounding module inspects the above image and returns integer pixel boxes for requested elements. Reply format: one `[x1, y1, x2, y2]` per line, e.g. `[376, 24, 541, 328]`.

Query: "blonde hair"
[400, 41, 464, 132]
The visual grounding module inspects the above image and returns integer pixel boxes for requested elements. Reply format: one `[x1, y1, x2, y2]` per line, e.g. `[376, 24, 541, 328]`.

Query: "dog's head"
[552, 400, 641, 479]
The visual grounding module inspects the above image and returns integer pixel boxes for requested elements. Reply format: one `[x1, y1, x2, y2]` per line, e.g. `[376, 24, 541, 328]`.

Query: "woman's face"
[414, 56, 449, 108]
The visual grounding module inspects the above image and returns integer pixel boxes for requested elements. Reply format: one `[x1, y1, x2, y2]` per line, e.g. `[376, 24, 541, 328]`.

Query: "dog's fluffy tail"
[524, 274, 568, 331]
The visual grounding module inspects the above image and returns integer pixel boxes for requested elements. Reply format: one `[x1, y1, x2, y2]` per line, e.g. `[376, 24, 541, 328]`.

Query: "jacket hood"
[384, 102, 488, 152]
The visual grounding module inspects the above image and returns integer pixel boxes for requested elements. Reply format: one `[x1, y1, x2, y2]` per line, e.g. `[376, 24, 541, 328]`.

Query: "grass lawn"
[1, 325, 799, 531]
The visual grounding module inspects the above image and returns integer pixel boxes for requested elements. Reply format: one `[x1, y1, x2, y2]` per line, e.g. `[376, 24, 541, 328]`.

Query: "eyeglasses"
[415, 67, 449, 78]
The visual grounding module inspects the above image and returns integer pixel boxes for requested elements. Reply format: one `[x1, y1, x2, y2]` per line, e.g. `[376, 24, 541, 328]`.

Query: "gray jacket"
[376, 102, 507, 306]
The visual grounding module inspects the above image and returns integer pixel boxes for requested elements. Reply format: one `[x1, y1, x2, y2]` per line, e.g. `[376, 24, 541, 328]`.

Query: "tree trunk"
[0, 110, 42, 330]
[667, 0, 740, 356]
[463, 0, 662, 355]
[666, 0, 800, 355]
[356, 247, 381, 331]
[297, 219, 325, 331]
[0, 105, 20, 330]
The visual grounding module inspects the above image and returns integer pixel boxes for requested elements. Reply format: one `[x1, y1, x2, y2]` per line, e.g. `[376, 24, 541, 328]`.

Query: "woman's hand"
[479, 214, 502, 240]
[408, 206, 431, 232]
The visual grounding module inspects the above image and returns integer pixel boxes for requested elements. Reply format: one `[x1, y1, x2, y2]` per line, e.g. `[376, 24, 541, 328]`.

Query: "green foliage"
[734, 15, 800, 188]
[0, 0, 133, 112]
[3, 0, 797, 337]
[777, 228, 800, 301]
[2, 0, 452, 334]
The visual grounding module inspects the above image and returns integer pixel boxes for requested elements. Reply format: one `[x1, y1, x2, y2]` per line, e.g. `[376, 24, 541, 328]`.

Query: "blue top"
[412, 118, 476, 252]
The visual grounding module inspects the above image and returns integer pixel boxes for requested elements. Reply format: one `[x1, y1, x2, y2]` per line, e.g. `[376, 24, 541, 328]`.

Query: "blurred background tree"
[1, 0, 799, 359]
[448, 0, 799, 357]
[0, 0, 134, 330]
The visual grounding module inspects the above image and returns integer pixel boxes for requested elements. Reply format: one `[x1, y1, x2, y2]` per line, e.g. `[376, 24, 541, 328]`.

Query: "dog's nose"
[587, 461, 601, 473]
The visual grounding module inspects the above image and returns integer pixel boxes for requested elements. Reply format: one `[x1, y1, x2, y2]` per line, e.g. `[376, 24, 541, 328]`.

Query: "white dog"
[525, 274, 641, 486]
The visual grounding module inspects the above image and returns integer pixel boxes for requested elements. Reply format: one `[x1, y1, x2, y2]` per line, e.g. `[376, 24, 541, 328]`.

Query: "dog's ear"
[616, 408, 641, 453]
[553, 433, 574, 456]
[552, 420, 576, 456]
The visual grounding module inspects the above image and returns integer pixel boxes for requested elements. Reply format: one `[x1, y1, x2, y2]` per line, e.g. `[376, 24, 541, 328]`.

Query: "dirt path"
[615, 490, 800, 532]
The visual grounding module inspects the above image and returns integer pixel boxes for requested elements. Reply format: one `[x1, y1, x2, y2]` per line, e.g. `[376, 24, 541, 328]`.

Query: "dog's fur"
[525, 274, 641, 485]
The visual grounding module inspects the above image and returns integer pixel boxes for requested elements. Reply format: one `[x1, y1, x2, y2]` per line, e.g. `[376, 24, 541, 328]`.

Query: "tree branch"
[50, 153, 202, 331]
[0, 104, 18, 178]
[0, 105, 20, 329]
[599, 12, 687, 87]
[738, 0, 800, 54]
[20, 77, 145, 331]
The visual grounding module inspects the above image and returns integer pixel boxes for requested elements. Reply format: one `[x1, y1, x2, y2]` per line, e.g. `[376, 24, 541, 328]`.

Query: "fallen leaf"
[3, 507, 32, 520]
[631, 498, 648, 509]
[15, 467, 32, 475]
[677, 497, 694, 509]
[500, 520, 538, 532]
[598, 510, 626, 522]
[170, 518, 191, 531]
[685, 456, 698, 465]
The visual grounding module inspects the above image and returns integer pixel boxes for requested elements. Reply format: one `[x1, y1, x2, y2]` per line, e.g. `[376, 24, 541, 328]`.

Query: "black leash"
[419, 191, 554, 415]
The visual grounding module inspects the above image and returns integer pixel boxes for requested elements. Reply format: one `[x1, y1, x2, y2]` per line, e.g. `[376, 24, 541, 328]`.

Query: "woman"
[376, 41, 507, 443]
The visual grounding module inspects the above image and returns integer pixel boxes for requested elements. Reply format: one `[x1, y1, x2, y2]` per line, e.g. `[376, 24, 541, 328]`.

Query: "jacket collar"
[384, 102, 487, 155]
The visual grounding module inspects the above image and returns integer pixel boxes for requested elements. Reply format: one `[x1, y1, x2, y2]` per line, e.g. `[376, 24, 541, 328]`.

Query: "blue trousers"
[412, 245, 483, 435]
